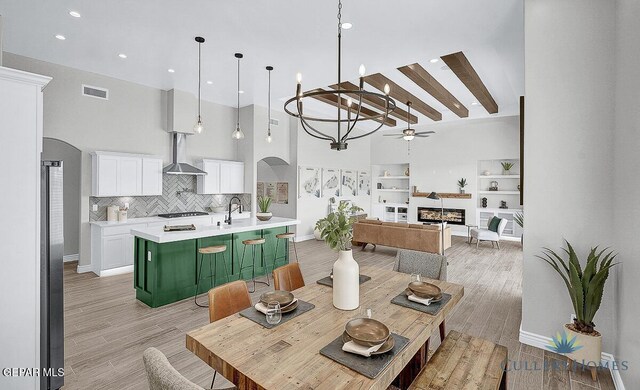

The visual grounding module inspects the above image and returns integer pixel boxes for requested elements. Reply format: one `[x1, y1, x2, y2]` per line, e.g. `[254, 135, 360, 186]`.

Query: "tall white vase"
[332, 250, 360, 310]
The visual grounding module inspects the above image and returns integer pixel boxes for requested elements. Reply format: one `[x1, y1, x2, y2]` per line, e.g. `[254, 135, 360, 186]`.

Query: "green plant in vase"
[514, 212, 524, 245]
[256, 196, 272, 221]
[501, 161, 514, 175]
[457, 178, 468, 194]
[537, 241, 617, 379]
[315, 202, 363, 310]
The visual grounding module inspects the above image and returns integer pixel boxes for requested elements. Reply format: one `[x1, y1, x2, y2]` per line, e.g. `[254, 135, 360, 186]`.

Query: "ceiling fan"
[382, 102, 435, 141]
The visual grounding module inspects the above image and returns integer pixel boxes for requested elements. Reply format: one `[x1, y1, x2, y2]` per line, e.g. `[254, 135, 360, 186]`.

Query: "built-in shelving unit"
[476, 159, 522, 241]
[371, 163, 411, 222]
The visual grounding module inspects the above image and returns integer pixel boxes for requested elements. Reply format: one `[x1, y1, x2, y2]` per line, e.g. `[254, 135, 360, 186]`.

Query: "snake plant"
[501, 161, 514, 171]
[257, 196, 272, 213]
[315, 202, 363, 251]
[537, 241, 617, 334]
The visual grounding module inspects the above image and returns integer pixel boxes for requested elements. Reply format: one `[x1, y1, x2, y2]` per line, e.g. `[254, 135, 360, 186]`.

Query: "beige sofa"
[352, 220, 452, 254]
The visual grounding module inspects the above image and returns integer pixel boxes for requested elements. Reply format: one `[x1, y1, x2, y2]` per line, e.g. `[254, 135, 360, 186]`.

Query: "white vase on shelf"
[332, 249, 359, 310]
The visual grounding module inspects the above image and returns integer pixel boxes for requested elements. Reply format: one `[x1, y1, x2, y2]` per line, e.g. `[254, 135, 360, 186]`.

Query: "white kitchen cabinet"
[92, 152, 163, 197]
[91, 223, 146, 276]
[197, 159, 244, 194]
[197, 160, 221, 194]
[142, 157, 164, 196]
[220, 161, 245, 194]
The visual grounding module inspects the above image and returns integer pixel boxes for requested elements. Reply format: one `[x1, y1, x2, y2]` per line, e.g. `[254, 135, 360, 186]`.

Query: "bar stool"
[194, 245, 229, 307]
[274, 232, 299, 263]
[238, 238, 268, 293]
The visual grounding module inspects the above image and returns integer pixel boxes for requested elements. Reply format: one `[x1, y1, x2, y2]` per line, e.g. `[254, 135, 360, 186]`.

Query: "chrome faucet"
[225, 196, 243, 225]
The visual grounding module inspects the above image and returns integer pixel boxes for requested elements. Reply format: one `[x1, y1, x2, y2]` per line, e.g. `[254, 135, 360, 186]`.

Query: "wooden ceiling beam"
[329, 81, 418, 124]
[308, 88, 397, 127]
[398, 63, 468, 118]
[364, 73, 442, 121]
[440, 51, 498, 114]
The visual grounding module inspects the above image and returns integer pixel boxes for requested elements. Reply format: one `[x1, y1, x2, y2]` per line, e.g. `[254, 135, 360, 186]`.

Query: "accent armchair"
[470, 217, 508, 249]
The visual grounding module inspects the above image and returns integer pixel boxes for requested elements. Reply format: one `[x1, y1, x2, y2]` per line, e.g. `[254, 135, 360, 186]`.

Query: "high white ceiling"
[0, 0, 523, 129]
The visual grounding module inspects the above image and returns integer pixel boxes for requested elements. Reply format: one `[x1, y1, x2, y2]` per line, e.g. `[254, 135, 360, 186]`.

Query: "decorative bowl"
[256, 212, 272, 221]
[259, 290, 294, 307]
[408, 281, 442, 299]
[345, 318, 390, 347]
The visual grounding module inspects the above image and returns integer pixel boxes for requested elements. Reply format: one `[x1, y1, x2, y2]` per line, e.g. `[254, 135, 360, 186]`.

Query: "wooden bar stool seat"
[409, 330, 508, 390]
[199, 245, 227, 254]
[274, 232, 299, 263]
[195, 244, 230, 308]
[239, 237, 268, 293]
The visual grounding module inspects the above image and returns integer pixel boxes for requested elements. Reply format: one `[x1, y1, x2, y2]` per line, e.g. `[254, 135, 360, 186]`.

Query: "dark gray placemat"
[319, 333, 409, 379]
[391, 292, 452, 316]
[239, 300, 315, 329]
[316, 274, 371, 287]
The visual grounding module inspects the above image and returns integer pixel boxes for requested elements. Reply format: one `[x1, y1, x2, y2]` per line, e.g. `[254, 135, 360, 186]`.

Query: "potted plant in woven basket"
[538, 241, 617, 381]
[256, 196, 273, 221]
[316, 202, 363, 310]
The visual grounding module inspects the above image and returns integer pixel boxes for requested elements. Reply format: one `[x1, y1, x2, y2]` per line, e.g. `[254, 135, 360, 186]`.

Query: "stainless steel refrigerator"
[41, 161, 64, 390]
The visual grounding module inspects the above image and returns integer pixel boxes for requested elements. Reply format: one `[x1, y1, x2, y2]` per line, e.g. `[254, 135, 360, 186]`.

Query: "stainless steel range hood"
[163, 132, 207, 175]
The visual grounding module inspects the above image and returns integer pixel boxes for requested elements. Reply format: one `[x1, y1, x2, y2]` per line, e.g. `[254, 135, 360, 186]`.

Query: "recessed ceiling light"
[118, 53, 127, 59]
[238, 90, 245, 94]
[471, 101, 479, 105]
[167, 68, 175, 73]
[430, 58, 439, 63]
[206, 81, 213, 85]
[69, 10, 81, 18]
[341, 22, 353, 30]
[55, 34, 66, 40]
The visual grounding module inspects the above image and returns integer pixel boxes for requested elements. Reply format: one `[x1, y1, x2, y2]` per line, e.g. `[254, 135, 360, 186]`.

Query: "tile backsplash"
[89, 175, 251, 221]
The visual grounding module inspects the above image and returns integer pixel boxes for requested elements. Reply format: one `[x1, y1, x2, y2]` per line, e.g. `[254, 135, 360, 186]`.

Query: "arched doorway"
[256, 156, 296, 219]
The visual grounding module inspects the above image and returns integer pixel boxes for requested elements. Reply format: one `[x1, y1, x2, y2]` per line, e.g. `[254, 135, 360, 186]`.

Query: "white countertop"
[89, 211, 247, 227]
[130, 217, 300, 243]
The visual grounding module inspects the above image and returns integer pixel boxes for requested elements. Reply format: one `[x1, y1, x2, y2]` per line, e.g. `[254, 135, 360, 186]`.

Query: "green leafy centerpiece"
[256, 196, 273, 221]
[316, 202, 363, 310]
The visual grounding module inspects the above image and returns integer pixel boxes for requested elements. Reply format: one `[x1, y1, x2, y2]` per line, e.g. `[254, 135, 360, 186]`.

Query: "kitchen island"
[131, 217, 300, 308]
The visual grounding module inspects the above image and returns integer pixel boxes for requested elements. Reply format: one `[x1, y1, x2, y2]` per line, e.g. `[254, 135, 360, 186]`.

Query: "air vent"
[82, 84, 109, 100]
[269, 118, 279, 126]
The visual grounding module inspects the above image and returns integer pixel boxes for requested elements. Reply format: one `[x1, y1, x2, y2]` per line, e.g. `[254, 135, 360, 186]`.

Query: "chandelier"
[284, 0, 397, 151]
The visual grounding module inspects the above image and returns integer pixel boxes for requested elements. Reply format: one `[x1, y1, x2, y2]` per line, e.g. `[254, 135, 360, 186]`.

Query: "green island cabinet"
[134, 226, 289, 308]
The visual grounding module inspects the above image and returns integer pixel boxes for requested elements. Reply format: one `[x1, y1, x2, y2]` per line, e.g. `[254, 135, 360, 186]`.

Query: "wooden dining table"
[186, 265, 464, 390]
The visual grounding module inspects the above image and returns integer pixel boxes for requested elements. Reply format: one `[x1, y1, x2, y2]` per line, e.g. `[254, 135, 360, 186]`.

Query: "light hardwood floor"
[62, 237, 614, 390]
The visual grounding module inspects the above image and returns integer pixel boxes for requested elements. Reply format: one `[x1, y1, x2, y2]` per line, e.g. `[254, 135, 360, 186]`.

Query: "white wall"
[371, 116, 520, 235]
[523, 0, 616, 354]
[614, 0, 640, 385]
[295, 121, 372, 238]
[4, 53, 239, 268]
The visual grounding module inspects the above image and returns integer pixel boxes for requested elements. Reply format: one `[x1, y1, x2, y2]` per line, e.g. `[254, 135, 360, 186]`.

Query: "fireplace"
[417, 207, 466, 225]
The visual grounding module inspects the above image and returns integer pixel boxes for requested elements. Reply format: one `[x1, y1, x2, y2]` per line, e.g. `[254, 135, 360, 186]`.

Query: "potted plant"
[256, 196, 273, 221]
[315, 202, 363, 310]
[514, 212, 523, 245]
[457, 178, 468, 194]
[501, 161, 514, 175]
[538, 241, 617, 379]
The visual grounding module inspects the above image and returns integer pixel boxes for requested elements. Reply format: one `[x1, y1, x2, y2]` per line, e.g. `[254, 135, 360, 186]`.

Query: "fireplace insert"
[417, 207, 466, 225]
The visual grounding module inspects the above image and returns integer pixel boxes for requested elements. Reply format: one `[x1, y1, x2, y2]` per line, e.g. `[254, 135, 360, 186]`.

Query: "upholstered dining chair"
[470, 217, 509, 249]
[272, 263, 305, 292]
[208, 280, 252, 323]
[143, 347, 235, 390]
[393, 249, 448, 342]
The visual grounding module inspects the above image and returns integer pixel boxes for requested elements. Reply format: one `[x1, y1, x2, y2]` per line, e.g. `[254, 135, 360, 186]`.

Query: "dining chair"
[272, 263, 305, 291]
[208, 280, 252, 323]
[143, 347, 236, 390]
[393, 249, 448, 342]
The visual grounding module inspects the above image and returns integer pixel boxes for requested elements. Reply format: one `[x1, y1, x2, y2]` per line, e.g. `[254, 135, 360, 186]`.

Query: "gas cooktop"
[157, 211, 209, 219]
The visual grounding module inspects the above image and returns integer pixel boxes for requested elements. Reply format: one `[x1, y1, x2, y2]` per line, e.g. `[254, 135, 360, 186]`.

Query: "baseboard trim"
[519, 327, 625, 389]
[76, 264, 94, 274]
[295, 234, 316, 242]
[98, 265, 134, 277]
[63, 253, 79, 262]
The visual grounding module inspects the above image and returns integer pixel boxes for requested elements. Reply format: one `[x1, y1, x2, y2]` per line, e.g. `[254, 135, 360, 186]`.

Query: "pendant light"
[193, 37, 205, 134]
[232, 53, 245, 140]
[266, 65, 274, 143]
